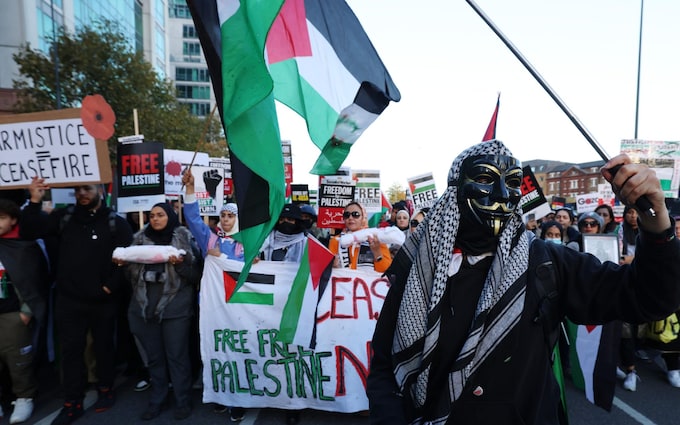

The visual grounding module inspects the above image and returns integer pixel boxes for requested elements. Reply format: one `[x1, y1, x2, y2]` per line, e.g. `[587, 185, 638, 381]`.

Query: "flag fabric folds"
[266, 0, 401, 175]
[279, 235, 334, 348]
[369, 191, 392, 228]
[567, 320, 620, 411]
[482, 93, 500, 141]
[187, 0, 286, 288]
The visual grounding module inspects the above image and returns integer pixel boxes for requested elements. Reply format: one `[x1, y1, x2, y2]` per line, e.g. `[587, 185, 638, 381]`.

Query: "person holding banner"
[259, 204, 308, 263]
[329, 201, 392, 273]
[113, 203, 201, 421]
[367, 139, 680, 425]
[181, 168, 245, 421]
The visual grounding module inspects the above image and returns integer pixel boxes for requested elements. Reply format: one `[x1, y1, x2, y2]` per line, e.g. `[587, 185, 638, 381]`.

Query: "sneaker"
[93, 387, 115, 412]
[10, 398, 34, 424]
[134, 379, 151, 392]
[623, 370, 640, 391]
[668, 370, 680, 388]
[51, 401, 84, 425]
[230, 407, 246, 422]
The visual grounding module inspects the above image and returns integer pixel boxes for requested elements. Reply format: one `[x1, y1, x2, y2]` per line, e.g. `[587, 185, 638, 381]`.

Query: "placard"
[0, 109, 112, 188]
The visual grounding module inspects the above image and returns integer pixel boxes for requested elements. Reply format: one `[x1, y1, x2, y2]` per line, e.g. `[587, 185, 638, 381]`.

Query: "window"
[183, 25, 197, 39]
[569, 179, 579, 189]
[176, 85, 211, 100]
[182, 102, 211, 116]
[183, 42, 201, 56]
[175, 67, 210, 82]
[549, 182, 555, 192]
[170, 0, 191, 18]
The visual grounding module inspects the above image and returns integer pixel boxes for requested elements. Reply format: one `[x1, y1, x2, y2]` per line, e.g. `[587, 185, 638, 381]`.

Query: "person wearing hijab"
[395, 210, 411, 236]
[260, 204, 308, 262]
[367, 139, 680, 425]
[115, 203, 200, 421]
[182, 168, 244, 261]
[328, 201, 393, 273]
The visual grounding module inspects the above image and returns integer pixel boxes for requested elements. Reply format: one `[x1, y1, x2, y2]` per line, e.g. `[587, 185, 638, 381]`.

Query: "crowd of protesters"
[2, 167, 679, 425]
[0, 174, 424, 425]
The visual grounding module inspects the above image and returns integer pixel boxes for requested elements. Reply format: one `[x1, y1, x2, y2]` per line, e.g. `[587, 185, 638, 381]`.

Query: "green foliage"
[12, 21, 227, 160]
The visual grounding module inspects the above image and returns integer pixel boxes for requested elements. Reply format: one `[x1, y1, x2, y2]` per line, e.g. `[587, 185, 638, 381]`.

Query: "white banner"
[199, 256, 388, 412]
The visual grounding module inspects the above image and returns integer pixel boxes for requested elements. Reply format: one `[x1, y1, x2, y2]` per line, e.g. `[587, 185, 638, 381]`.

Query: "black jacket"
[0, 238, 49, 324]
[20, 202, 133, 303]
[368, 227, 680, 425]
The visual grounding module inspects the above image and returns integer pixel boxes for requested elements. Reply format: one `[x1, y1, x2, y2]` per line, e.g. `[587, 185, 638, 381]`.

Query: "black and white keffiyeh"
[392, 140, 529, 424]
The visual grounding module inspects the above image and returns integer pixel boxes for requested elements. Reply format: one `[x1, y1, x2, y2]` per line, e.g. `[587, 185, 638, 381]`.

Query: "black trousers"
[55, 295, 117, 401]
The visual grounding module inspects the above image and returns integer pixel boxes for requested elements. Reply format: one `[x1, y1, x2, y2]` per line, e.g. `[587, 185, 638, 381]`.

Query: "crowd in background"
[2, 177, 680, 424]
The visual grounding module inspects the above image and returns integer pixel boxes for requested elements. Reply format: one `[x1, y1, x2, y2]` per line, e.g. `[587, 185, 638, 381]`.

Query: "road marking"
[613, 396, 658, 425]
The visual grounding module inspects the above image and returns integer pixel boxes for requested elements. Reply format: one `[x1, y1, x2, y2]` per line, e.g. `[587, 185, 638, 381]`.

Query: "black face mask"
[458, 154, 523, 236]
[301, 218, 314, 230]
[276, 221, 302, 235]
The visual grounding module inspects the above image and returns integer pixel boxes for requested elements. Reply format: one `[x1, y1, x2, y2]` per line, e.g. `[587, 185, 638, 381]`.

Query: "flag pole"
[466, 0, 656, 216]
[178, 103, 219, 224]
[634, 0, 644, 139]
[465, 0, 610, 162]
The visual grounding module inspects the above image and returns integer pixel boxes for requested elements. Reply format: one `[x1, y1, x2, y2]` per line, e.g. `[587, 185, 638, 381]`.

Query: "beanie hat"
[578, 211, 604, 230]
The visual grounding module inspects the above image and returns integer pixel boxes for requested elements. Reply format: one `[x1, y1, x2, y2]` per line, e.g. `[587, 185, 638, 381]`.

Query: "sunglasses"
[410, 219, 420, 227]
[343, 211, 361, 219]
[580, 221, 599, 228]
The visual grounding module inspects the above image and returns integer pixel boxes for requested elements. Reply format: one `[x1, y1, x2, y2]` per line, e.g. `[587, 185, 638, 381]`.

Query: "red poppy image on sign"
[80, 94, 116, 140]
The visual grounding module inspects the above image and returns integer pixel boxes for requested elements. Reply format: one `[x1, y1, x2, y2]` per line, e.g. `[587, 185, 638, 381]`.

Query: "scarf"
[261, 231, 307, 262]
[392, 140, 529, 423]
[144, 202, 180, 245]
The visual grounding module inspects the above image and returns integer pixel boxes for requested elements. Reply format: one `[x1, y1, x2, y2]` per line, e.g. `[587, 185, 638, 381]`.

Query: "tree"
[386, 182, 406, 204]
[12, 21, 227, 161]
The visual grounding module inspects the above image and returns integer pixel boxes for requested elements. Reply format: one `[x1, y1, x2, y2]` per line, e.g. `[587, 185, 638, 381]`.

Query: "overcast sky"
[275, 0, 680, 192]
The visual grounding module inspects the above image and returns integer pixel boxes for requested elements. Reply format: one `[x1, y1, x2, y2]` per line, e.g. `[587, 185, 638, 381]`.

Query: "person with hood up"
[367, 139, 680, 425]
[260, 204, 308, 262]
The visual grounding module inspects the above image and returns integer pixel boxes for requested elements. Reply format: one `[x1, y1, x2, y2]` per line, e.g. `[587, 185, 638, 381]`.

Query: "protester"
[299, 204, 329, 246]
[644, 217, 680, 387]
[183, 170, 242, 261]
[595, 204, 619, 234]
[260, 203, 311, 424]
[367, 140, 680, 424]
[615, 204, 647, 390]
[328, 202, 392, 273]
[0, 198, 48, 424]
[181, 168, 245, 421]
[114, 203, 200, 421]
[395, 210, 410, 236]
[540, 220, 564, 245]
[380, 201, 408, 228]
[260, 204, 307, 263]
[554, 207, 579, 244]
[21, 178, 133, 425]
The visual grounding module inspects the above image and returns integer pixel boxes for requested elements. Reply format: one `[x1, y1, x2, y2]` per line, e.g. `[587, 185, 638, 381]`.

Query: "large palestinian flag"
[187, 0, 286, 289]
[266, 0, 401, 174]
